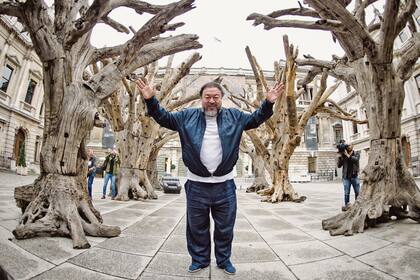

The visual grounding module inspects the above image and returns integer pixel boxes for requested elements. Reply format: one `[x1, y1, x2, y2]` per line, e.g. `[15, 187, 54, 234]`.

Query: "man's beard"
[204, 107, 218, 117]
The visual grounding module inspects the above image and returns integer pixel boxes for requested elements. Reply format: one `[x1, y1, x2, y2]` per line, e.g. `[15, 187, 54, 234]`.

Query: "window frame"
[0, 64, 15, 93]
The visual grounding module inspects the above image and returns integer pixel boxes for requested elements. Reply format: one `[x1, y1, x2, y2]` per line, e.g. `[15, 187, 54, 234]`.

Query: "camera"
[336, 139, 348, 153]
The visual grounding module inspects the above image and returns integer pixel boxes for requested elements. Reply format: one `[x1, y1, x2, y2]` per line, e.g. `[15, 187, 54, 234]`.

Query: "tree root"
[257, 183, 306, 203]
[246, 182, 269, 193]
[116, 168, 157, 201]
[13, 174, 121, 249]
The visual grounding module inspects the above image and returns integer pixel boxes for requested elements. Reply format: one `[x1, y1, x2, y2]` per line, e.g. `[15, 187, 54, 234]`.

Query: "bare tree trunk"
[13, 77, 120, 248]
[246, 154, 269, 192]
[115, 128, 158, 201]
[322, 60, 420, 235]
[258, 139, 306, 202]
[147, 149, 160, 190]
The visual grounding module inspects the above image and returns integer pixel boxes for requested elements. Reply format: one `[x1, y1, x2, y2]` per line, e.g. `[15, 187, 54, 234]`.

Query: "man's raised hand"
[266, 82, 285, 103]
[135, 78, 155, 100]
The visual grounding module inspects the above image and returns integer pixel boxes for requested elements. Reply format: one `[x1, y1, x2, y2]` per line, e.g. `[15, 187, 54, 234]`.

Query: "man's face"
[87, 149, 93, 157]
[346, 145, 353, 153]
[201, 87, 222, 117]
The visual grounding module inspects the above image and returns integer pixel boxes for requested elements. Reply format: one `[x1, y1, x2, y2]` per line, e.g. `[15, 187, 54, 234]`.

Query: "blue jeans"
[343, 177, 360, 205]
[185, 179, 237, 268]
[102, 172, 117, 198]
[87, 173, 95, 198]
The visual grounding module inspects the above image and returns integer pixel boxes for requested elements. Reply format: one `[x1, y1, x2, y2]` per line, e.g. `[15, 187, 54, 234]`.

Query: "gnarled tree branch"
[0, 1, 23, 18]
[247, 13, 347, 32]
[86, 34, 201, 101]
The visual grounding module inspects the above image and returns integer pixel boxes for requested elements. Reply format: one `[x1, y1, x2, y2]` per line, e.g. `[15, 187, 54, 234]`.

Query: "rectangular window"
[24, 79, 37, 104]
[352, 111, 358, 134]
[398, 31, 409, 43]
[0, 65, 14, 93]
[308, 157, 316, 173]
[415, 74, 420, 94]
[364, 109, 369, 129]
[352, 122, 358, 134]
[335, 129, 342, 144]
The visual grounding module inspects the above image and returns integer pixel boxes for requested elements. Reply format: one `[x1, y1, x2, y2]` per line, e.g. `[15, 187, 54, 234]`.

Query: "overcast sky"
[90, 0, 362, 70]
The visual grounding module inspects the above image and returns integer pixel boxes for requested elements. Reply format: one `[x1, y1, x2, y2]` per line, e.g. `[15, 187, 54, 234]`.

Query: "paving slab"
[159, 234, 189, 255]
[248, 217, 294, 231]
[123, 216, 180, 237]
[31, 262, 122, 280]
[367, 221, 420, 246]
[145, 252, 209, 278]
[233, 219, 254, 231]
[68, 247, 151, 279]
[139, 272, 207, 280]
[290, 255, 396, 280]
[259, 229, 315, 244]
[12, 236, 89, 265]
[357, 243, 420, 280]
[325, 234, 392, 257]
[149, 207, 186, 217]
[233, 230, 264, 243]
[0, 234, 54, 280]
[98, 235, 165, 256]
[231, 242, 279, 263]
[210, 261, 297, 280]
[271, 240, 343, 265]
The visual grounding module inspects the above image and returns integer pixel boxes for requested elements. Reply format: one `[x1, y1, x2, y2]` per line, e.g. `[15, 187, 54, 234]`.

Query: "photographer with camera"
[337, 140, 360, 211]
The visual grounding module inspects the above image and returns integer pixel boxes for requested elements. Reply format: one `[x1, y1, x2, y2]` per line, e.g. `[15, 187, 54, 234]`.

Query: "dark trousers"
[343, 176, 360, 205]
[87, 173, 95, 198]
[185, 179, 237, 268]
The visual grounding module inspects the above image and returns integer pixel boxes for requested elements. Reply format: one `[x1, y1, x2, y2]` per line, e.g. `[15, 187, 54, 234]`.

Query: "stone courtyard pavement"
[0, 170, 419, 280]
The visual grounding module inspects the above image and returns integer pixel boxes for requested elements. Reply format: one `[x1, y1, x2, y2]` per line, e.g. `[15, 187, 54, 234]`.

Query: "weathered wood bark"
[248, 0, 420, 234]
[1, 0, 201, 247]
[102, 54, 201, 201]
[247, 156, 270, 193]
[240, 138, 270, 193]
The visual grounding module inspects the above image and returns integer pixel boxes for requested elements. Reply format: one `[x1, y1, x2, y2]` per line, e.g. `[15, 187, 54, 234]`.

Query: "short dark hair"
[199, 82, 224, 97]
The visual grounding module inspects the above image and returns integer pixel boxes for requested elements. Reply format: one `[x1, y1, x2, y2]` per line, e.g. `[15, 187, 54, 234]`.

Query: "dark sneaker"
[218, 261, 236, 275]
[101, 195, 106, 199]
[188, 263, 207, 273]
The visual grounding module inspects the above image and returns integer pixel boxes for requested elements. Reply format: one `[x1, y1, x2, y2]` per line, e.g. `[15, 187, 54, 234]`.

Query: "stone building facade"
[0, 16, 44, 173]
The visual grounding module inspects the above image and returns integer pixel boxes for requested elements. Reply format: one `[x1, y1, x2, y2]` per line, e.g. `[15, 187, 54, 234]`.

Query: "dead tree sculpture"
[101, 53, 201, 200]
[248, 0, 420, 235]
[228, 38, 365, 203]
[1, 0, 201, 248]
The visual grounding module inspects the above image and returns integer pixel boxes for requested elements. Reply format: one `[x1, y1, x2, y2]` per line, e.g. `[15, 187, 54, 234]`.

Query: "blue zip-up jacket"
[145, 96, 274, 177]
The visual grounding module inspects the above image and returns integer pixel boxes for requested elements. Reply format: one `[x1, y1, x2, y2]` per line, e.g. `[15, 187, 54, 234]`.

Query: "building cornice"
[0, 101, 43, 125]
[0, 16, 32, 48]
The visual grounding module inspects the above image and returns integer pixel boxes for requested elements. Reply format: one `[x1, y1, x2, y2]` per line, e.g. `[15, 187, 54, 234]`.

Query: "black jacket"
[145, 96, 274, 177]
[338, 151, 360, 179]
[87, 155, 97, 176]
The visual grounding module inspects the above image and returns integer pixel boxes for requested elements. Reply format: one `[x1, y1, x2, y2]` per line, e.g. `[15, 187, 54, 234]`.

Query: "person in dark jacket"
[337, 144, 360, 211]
[136, 78, 283, 275]
[87, 148, 97, 199]
[101, 148, 121, 200]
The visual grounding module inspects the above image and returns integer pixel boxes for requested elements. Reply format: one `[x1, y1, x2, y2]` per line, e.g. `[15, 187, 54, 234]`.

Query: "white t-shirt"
[187, 115, 234, 183]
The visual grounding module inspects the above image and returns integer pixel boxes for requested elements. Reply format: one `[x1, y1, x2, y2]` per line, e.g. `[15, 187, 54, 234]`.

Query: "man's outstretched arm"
[136, 78, 181, 131]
